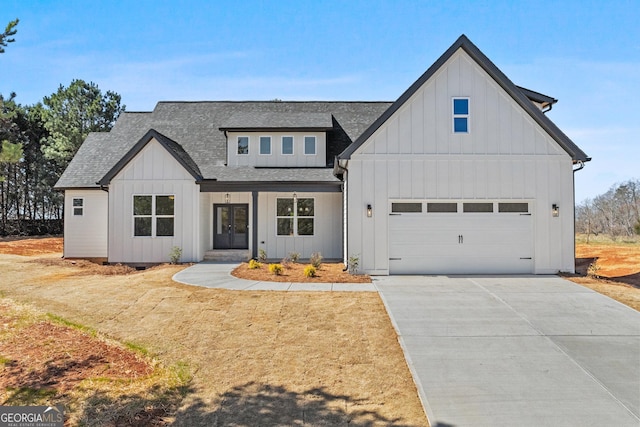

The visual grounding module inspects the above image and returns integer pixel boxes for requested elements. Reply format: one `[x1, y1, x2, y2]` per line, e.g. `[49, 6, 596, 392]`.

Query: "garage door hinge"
[520, 257, 532, 260]
[389, 258, 402, 261]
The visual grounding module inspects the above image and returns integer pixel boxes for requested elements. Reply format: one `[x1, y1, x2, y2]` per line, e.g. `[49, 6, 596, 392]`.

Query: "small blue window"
[453, 98, 468, 115]
[454, 117, 468, 133]
[453, 98, 469, 133]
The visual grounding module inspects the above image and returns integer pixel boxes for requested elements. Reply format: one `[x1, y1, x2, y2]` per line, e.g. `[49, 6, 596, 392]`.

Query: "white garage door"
[389, 201, 533, 274]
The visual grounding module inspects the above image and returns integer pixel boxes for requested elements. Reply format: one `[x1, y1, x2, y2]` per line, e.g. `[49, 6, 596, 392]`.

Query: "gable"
[355, 49, 565, 157]
[99, 129, 202, 185]
[340, 35, 590, 163]
[110, 138, 197, 182]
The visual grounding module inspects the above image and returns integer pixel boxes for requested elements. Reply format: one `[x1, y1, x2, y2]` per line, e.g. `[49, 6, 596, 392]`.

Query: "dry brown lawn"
[569, 239, 640, 311]
[233, 261, 372, 283]
[0, 238, 427, 426]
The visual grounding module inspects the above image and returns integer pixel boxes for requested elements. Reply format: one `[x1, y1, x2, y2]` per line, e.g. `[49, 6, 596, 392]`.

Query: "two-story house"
[55, 35, 589, 274]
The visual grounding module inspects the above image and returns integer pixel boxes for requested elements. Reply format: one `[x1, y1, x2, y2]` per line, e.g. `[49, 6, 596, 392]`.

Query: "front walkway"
[172, 262, 376, 292]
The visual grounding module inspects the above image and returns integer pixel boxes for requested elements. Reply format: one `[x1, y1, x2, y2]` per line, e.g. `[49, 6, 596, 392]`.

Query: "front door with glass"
[213, 204, 248, 249]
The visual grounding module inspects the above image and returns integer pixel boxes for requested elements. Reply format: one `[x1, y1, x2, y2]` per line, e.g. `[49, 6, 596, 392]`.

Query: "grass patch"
[1, 298, 192, 425]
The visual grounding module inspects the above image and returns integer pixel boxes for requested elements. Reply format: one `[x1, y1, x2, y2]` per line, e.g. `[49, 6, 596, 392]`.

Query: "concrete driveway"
[375, 275, 640, 427]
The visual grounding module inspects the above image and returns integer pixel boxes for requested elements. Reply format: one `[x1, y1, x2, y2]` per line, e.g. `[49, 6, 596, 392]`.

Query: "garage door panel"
[388, 205, 533, 274]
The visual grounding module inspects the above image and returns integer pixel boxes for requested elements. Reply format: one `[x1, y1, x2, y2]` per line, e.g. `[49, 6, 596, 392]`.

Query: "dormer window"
[282, 136, 294, 155]
[260, 136, 271, 155]
[453, 98, 469, 133]
[237, 136, 249, 155]
[304, 136, 316, 155]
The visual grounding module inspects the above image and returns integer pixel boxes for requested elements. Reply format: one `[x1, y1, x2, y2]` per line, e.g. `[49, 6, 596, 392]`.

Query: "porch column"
[252, 190, 258, 259]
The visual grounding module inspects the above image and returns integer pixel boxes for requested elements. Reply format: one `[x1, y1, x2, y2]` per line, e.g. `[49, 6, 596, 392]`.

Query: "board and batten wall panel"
[347, 49, 576, 274]
[108, 139, 200, 263]
[257, 192, 342, 260]
[63, 189, 108, 258]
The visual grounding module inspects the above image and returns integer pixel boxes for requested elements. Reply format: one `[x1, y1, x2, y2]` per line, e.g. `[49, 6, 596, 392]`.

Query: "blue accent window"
[453, 98, 469, 133]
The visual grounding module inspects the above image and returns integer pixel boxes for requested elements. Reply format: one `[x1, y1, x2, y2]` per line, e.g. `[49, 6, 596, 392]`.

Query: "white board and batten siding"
[108, 139, 200, 263]
[347, 48, 576, 275]
[63, 189, 108, 258]
[258, 192, 342, 260]
[227, 131, 326, 167]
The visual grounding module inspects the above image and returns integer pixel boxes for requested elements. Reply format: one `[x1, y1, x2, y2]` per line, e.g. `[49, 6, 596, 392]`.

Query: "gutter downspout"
[334, 157, 349, 270]
[571, 160, 585, 274]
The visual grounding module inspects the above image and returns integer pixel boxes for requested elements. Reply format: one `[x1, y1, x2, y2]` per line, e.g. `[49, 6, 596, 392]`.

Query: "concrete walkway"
[375, 275, 640, 427]
[172, 261, 376, 292]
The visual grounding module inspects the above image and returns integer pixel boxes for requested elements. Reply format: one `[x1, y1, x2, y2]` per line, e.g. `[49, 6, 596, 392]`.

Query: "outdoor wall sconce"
[293, 192, 297, 202]
[225, 193, 230, 204]
[552, 203, 559, 217]
[367, 204, 373, 217]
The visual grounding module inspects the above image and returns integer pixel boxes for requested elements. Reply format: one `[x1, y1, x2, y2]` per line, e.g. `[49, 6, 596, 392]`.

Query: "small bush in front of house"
[258, 249, 267, 262]
[248, 259, 262, 269]
[288, 252, 301, 263]
[303, 265, 316, 278]
[310, 252, 323, 269]
[169, 246, 182, 264]
[281, 255, 291, 266]
[269, 263, 284, 275]
[347, 254, 359, 274]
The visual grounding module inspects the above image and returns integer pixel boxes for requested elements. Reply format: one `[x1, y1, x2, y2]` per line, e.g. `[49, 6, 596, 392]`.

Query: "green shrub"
[169, 246, 182, 264]
[268, 263, 284, 275]
[258, 248, 267, 262]
[303, 265, 316, 278]
[309, 252, 323, 268]
[288, 252, 301, 263]
[248, 259, 262, 269]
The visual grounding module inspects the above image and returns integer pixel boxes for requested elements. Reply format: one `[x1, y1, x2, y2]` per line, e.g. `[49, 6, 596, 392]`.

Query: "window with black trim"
[237, 136, 249, 155]
[134, 195, 174, 237]
[276, 198, 314, 236]
[453, 98, 469, 133]
[73, 198, 84, 216]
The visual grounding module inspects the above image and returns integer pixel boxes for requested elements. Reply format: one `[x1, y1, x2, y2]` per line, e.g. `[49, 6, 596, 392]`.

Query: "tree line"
[576, 179, 640, 240]
[1, 19, 125, 235]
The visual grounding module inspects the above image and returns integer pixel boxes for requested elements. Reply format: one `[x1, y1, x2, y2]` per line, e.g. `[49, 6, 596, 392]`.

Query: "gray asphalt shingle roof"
[54, 101, 392, 189]
[219, 111, 333, 130]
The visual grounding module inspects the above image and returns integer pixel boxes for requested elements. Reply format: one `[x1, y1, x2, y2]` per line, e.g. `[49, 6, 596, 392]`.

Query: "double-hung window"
[72, 198, 84, 216]
[453, 98, 469, 133]
[276, 198, 314, 236]
[282, 136, 294, 155]
[134, 195, 175, 237]
[260, 136, 271, 155]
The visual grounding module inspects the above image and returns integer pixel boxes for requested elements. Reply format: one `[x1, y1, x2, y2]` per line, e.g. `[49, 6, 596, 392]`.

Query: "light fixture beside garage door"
[367, 204, 373, 217]
[552, 204, 559, 217]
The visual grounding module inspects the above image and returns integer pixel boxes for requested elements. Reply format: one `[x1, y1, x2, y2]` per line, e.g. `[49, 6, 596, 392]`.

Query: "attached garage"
[388, 201, 534, 274]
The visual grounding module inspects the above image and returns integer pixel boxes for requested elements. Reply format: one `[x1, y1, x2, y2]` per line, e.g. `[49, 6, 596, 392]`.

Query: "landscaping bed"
[232, 260, 372, 283]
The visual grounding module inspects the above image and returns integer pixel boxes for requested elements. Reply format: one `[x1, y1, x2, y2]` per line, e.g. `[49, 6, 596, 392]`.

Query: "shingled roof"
[54, 101, 391, 189]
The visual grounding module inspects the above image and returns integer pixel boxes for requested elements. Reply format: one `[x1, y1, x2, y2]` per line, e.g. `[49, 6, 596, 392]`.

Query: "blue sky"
[1, 0, 638, 203]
